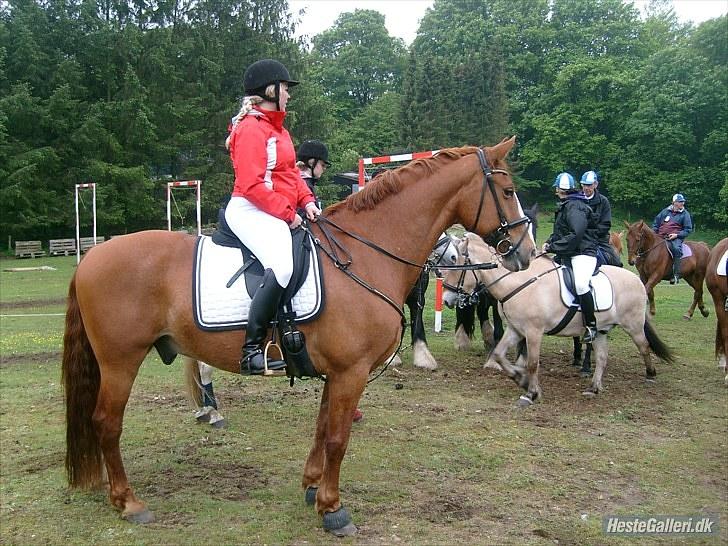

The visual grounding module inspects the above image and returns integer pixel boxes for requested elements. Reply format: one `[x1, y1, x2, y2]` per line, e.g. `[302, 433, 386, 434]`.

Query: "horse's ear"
[458, 237, 469, 254]
[622, 220, 631, 229]
[489, 135, 516, 161]
[617, 230, 623, 238]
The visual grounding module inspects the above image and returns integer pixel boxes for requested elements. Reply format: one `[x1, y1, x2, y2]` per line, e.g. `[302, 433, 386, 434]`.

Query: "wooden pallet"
[79, 236, 105, 253]
[15, 240, 47, 258]
[49, 238, 77, 256]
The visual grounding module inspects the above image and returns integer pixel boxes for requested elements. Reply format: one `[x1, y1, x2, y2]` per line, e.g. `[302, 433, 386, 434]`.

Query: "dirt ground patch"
[0, 297, 66, 310]
[0, 351, 61, 367]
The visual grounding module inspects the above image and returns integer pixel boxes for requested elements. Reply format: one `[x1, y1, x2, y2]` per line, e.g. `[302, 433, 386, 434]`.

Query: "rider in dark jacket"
[652, 193, 692, 284]
[544, 172, 600, 343]
[580, 170, 622, 267]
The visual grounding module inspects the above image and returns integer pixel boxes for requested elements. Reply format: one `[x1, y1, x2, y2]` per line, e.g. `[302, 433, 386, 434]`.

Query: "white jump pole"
[166, 180, 202, 235]
[75, 183, 97, 265]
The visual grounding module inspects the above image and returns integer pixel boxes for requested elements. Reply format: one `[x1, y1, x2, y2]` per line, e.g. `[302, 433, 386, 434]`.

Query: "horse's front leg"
[302, 380, 330, 504]
[517, 334, 543, 407]
[486, 327, 524, 382]
[312, 368, 368, 536]
[644, 275, 660, 316]
[580, 342, 593, 377]
[583, 335, 607, 396]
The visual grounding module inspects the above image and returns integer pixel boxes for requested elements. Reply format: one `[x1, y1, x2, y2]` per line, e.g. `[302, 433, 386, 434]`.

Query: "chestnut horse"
[624, 220, 710, 319]
[62, 139, 534, 535]
[705, 237, 728, 384]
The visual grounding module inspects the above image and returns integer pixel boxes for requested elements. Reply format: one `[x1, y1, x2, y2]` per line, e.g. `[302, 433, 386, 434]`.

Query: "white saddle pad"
[557, 267, 613, 311]
[193, 236, 323, 330]
[717, 250, 728, 276]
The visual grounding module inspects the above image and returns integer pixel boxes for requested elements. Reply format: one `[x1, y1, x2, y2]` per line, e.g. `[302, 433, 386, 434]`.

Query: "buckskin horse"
[624, 220, 710, 319]
[442, 233, 674, 405]
[62, 138, 534, 535]
[705, 237, 728, 384]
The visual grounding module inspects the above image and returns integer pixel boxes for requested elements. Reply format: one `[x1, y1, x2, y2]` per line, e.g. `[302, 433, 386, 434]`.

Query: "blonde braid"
[225, 84, 276, 150]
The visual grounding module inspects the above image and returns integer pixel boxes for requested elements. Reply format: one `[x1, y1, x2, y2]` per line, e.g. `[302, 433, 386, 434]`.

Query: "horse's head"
[441, 234, 497, 309]
[456, 137, 534, 272]
[431, 233, 458, 267]
[624, 220, 646, 266]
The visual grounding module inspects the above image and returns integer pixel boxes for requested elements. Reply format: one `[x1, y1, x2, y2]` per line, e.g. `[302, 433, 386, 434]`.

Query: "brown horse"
[609, 230, 623, 256]
[624, 220, 710, 319]
[705, 237, 728, 384]
[62, 139, 534, 535]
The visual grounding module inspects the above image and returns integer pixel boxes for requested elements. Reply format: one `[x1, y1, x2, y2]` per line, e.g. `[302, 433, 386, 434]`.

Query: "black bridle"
[472, 148, 531, 258]
[632, 225, 666, 263]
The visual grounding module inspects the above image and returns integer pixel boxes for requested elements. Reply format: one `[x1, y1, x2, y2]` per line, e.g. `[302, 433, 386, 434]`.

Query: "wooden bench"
[15, 240, 47, 258]
[79, 236, 105, 253]
[49, 238, 77, 256]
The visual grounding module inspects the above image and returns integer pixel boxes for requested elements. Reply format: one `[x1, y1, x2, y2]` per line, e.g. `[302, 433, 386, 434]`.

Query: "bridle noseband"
[471, 148, 531, 258]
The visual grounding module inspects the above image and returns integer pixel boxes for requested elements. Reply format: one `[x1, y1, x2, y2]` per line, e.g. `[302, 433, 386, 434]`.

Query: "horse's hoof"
[682, 314, 692, 321]
[645, 377, 656, 384]
[701, 309, 710, 318]
[516, 395, 533, 407]
[323, 507, 356, 536]
[305, 486, 318, 506]
[581, 390, 597, 397]
[210, 419, 226, 429]
[580, 371, 591, 378]
[123, 508, 155, 524]
[195, 413, 211, 423]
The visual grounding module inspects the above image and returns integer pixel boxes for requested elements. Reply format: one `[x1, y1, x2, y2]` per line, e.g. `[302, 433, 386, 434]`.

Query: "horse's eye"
[504, 188, 515, 198]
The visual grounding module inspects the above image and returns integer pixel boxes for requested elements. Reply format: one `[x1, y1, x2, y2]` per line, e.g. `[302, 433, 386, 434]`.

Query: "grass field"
[1, 220, 726, 545]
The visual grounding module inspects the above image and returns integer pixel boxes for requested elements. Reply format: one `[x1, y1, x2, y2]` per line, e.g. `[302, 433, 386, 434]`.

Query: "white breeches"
[225, 196, 293, 288]
[571, 254, 597, 295]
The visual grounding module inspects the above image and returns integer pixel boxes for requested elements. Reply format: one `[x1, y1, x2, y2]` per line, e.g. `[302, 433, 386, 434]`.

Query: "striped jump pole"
[434, 277, 444, 333]
[358, 150, 440, 189]
[75, 183, 96, 265]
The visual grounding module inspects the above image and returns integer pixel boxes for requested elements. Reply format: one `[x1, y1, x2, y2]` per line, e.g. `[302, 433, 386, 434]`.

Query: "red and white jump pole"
[166, 180, 201, 235]
[75, 183, 96, 265]
[434, 278, 444, 332]
[358, 150, 440, 188]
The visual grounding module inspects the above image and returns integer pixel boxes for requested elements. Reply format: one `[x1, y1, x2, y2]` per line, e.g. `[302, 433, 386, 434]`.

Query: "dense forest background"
[1, 0, 726, 243]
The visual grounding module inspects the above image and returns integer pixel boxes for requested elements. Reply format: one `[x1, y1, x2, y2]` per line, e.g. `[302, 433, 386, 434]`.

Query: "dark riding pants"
[667, 238, 682, 278]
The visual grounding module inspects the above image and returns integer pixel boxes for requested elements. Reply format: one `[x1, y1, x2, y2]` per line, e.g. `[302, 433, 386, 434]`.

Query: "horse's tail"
[183, 356, 204, 408]
[644, 319, 675, 364]
[62, 273, 103, 489]
[456, 305, 476, 339]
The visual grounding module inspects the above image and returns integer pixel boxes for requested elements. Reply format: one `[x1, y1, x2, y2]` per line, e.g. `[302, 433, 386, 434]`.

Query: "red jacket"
[229, 107, 314, 223]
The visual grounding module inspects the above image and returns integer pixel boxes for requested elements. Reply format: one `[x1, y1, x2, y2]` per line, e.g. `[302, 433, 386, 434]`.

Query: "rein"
[634, 228, 666, 262]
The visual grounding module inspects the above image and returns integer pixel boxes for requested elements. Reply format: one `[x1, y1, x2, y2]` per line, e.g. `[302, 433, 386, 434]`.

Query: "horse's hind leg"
[625, 321, 657, 382]
[93, 350, 153, 523]
[517, 334, 543, 407]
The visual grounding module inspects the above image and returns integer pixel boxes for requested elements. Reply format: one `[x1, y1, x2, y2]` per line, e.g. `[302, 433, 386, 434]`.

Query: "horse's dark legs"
[581, 342, 592, 376]
[485, 296, 503, 346]
[571, 337, 582, 366]
[408, 273, 437, 369]
[93, 349, 154, 523]
[454, 304, 475, 351]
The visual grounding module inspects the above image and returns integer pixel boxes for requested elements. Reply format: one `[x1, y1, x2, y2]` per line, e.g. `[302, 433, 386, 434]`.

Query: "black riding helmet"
[297, 140, 331, 166]
[243, 59, 299, 111]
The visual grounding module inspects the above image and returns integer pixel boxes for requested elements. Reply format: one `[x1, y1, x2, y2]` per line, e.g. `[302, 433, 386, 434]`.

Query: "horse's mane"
[326, 146, 499, 215]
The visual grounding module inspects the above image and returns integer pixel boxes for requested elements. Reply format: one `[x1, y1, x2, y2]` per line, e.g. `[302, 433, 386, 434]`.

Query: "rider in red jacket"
[225, 59, 321, 374]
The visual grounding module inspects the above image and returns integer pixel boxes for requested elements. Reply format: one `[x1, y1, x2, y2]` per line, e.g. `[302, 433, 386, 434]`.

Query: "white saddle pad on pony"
[557, 267, 613, 311]
[192, 235, 324, 330]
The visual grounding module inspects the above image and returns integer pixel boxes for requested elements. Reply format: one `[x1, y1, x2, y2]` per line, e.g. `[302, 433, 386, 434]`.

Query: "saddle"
[557, 265, 613, 312]
[212, 208, 312, 302]
[664, 241, 693, 260]
[197, 209, 324, 380]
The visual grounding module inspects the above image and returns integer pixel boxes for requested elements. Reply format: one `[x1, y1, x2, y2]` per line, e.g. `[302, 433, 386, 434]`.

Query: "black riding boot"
[670, 258, 681, 284]
[579, 292, 597, 344]
[241, 269, 286, 374]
